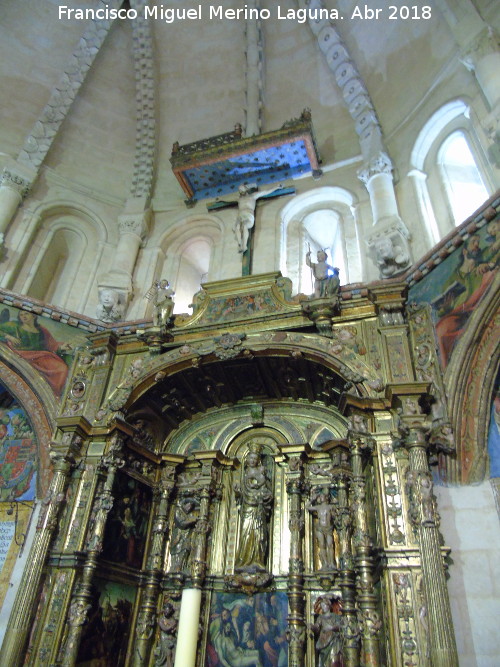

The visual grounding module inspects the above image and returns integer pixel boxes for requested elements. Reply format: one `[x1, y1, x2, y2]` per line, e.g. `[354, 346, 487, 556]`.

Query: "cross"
[208, 184, 295, 276]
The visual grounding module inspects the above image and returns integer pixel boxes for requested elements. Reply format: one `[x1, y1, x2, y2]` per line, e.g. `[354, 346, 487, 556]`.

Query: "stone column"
[0, 438, 79, 667]
[348, 419, 381, 667]
[60, 434, 125, 667]
[130, 463, 177, 667]
[461, 27, 500, 110]
[358, 153, 412, 279]
[398, 405, 458, 666]
[98, 203, 150, 308]
[0, 169, 32, 247]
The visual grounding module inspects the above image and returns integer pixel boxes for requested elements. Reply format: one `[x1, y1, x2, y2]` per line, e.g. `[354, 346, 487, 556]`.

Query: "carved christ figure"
[234, 183, 283, 253]
[234, 445, 273, 571]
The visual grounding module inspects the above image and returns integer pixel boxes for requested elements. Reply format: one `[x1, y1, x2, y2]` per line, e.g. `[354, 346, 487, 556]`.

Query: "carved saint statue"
[154, 601, 177, 667]
[234, 444, 273, 571]
[96, 288, 124, 323]
[306, 250, 340, 298]
[170, 497, 198, 572]
[311, 596, 345, 667]
[306, 488, 337, 570]
[146, 280, 175, 327]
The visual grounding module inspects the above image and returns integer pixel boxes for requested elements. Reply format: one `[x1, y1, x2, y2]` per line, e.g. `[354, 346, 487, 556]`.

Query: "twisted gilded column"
[130, 463, 178, 667]
[286, 471, 306, 666]
[60, 433, 125, 667]
[0, 436, 80, 666]
[348, 419, 380, 667]
[398, 402, 458, 666]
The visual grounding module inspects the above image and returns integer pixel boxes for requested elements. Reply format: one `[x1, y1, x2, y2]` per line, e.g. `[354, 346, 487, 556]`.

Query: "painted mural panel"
[101, 472, 152, 568]
[0, 383, 37, 607]
[409, 219, 499, 367]
[0, 307, 86, 397]
[488, 370, 500, 478]
[206, 591, 288, 667]
[75, 578, 136, 666]
[0, 382, 36, 500]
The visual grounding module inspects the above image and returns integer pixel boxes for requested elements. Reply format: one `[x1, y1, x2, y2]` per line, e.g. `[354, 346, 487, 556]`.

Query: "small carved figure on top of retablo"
[146, 279, 175, 327]
[306, 248, 340, 298]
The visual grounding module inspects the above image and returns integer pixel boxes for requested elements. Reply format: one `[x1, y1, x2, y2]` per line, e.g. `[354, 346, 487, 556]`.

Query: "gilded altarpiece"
[0, 271, 464, 667]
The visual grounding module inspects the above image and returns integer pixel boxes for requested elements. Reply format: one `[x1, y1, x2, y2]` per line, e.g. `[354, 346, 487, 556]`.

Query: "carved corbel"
[301, 297, 340, 337]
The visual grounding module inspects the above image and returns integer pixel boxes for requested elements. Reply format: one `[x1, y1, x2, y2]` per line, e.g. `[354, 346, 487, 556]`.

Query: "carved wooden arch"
[113, 330, 381, 418]
[444, 277, 500, 483]
[0, 359, 54, 498]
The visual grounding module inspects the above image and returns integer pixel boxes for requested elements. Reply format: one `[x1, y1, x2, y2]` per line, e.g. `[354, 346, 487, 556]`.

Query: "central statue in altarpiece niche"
[234, 443, 273, 572]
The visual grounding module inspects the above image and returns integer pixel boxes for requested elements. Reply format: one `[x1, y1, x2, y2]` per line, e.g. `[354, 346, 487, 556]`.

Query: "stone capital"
[0, 168, 32, 199]
[117, 210, 150, 238]
[460, 26, 500, 72]
[357, 151, 393, 185]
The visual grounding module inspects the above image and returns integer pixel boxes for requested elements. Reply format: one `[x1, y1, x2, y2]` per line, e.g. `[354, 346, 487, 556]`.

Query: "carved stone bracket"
[367, 221, 412, 279]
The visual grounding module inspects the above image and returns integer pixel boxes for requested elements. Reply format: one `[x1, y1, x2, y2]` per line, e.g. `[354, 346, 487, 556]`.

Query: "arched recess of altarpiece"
[444, 275, 500, 483]
[114, 337, 386, 667]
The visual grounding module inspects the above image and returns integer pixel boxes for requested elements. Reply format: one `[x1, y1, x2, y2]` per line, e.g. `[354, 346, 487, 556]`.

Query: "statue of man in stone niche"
[234, 183, 284, 253]
[96, 288, 124, 323]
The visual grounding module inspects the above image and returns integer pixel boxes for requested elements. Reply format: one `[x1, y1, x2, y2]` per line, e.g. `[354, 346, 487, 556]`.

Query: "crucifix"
[208, 183, 295, 276]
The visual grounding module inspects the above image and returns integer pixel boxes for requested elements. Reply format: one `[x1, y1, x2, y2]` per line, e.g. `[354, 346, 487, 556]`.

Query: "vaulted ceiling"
[2, 0, 497, 207]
